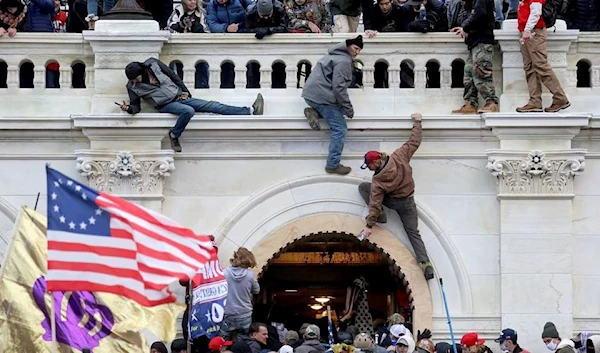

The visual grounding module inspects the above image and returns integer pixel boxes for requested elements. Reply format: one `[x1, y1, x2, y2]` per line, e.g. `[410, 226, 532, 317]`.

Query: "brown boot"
[544, 101, 571, 113]
[325, 165, 351, 175]
[451, 102, 478, 114]
[516, 104, 543, 113]
[478, 100, 499, 113]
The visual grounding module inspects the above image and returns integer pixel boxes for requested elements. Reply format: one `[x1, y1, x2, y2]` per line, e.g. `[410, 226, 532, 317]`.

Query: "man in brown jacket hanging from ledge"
[357, 112, 434, 280]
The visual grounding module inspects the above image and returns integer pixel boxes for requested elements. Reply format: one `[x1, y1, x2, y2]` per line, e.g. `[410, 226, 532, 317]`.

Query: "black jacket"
[403, 0, 448, 32]
[461, 0, 495, 50]
[243, 0, 288, 33]
[566, 0, 600, 31]
[364, 3, 409, 32]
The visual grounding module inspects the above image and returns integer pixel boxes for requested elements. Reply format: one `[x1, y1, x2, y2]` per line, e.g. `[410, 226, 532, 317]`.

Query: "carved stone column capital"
[486, 149, 586, 199]
[75, 150, 175, 202]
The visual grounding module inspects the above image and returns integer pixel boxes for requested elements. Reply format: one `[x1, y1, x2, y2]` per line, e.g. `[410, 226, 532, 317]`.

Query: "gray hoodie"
[224, 266, 260, 317]
[302, 42, 354, 117]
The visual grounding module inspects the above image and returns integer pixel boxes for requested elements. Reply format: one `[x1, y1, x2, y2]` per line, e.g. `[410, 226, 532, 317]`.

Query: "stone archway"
[247, 213, 433, 332]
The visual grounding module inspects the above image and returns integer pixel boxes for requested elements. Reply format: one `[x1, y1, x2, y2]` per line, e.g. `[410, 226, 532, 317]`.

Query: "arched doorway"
[256, 232, 413, 333]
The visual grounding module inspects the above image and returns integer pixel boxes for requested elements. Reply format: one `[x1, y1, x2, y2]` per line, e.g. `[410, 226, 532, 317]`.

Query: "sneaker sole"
[516, 108, 544, 113]
[253, 93, 264, 115]
[545, 102, 571, 113]
[325, 168, 351, 175]
[304, 108, 321, 131]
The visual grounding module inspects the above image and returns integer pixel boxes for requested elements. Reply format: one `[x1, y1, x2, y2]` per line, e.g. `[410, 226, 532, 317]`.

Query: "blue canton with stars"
[46, 167, 111, 237]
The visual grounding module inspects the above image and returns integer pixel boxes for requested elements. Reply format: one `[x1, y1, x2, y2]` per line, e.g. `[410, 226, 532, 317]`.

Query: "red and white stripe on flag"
[46, 191, 215, 307]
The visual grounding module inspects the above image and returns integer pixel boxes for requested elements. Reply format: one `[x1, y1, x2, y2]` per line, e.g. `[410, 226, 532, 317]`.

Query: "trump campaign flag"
[45, 166, 214, 306]
[189, 248, 228, 339]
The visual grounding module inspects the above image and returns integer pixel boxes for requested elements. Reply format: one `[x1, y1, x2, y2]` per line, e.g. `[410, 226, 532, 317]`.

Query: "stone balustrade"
[0, 20, 599, 118]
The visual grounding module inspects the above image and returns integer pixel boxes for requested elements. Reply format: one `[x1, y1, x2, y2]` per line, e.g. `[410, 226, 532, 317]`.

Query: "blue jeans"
[88, 0, 117, 16]
[495, 0, 504, 22]
[158, 97, 250, 137]
[305, 99, 347, 169]
[219, 314, 252, 340]
[46, 69, 60, 88]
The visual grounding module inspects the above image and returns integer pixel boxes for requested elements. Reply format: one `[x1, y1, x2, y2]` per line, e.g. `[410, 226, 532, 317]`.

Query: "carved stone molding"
[486, 149, 586, 199]
[75, 150, 175, 198]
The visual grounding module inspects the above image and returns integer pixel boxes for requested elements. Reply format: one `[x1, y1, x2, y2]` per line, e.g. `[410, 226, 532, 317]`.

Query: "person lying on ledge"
[121, 58, 264, 152]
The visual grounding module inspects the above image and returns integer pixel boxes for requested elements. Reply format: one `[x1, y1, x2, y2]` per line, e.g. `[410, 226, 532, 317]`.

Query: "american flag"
[45, 166, 214, 306]
[327, 305, 335, 345]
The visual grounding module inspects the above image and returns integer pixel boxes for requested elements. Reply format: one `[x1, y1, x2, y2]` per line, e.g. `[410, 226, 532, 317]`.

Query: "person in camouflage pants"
[451, 0, 499, 114]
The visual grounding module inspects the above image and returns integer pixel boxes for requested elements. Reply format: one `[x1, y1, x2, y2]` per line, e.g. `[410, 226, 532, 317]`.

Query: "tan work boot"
[544, 101, 571, 113]
[325, 165, 351, 175]
[516, 104, 543, 113]
[478, 100, 499, 113]
[451, 102, 478, 114]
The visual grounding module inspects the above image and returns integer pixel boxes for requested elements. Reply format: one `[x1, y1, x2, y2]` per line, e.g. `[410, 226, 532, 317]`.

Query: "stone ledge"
[482, 112, 591, 128]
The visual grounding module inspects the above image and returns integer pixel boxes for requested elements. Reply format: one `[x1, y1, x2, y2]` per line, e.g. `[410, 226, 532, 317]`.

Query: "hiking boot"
[516, 104, 543, 113]
[544, 101, 571, 113]
[304, 107, 321, 131]
[451, 102, 478, 114]
[377, 211, 387, 224]
[325, 165, 351, 175]
[478, 100, 499, 113]
[420, 262, 435, 280]
[169, 132, 182, 153]
[252, 93, 264, 115]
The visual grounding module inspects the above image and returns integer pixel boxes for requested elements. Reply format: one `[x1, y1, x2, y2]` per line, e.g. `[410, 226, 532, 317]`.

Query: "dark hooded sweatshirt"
[224, 267, 260, 318]
[366, 120, 422, 227]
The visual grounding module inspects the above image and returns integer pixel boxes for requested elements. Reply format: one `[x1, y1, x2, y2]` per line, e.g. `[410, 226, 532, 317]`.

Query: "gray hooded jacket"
[302, 42, 354, 117]
[224, 266, 260, 317]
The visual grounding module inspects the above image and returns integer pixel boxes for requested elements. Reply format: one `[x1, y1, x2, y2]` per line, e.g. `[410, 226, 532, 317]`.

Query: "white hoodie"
[556, 339, 577, 353]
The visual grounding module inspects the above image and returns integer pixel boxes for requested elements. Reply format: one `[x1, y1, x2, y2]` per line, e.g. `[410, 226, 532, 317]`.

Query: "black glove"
[381, 21, 396, 32]
[418, 328, 432, 340]
[255, 27, 269, 39]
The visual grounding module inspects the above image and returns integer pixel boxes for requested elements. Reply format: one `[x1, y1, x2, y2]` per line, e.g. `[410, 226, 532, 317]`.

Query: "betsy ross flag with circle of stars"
[45, 166, 215, 307]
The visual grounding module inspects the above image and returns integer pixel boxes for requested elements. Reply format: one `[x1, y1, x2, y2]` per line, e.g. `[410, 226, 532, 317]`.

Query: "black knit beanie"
[125, 62, 145, 80]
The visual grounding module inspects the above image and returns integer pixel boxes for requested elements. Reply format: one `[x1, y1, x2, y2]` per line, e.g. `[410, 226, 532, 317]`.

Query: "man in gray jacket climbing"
[302, 35, 363, 175]
[122, 58, 264, 152]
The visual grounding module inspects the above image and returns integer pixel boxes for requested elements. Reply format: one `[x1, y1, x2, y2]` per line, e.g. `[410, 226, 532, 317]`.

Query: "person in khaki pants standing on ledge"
[516, 0, 570, 113]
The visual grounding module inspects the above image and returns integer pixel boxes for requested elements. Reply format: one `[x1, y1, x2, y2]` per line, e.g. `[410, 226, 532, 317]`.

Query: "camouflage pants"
[463, 43, 498, 106]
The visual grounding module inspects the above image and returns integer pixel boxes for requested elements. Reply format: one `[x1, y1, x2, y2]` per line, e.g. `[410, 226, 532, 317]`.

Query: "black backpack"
[542, 0, 568, 28]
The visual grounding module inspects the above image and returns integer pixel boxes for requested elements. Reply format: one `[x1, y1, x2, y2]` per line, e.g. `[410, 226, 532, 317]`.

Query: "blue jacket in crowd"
[27, 0, 55, 32]
[207, 0, 250, 33]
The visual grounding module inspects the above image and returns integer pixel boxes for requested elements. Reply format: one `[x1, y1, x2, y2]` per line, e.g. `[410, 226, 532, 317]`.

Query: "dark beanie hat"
[171, 338, 187, 352]
[125, 62, 144, 80]
[150, 341, 168, 353]
[346, 35, 364, 49]
[541, 322, 560, 339]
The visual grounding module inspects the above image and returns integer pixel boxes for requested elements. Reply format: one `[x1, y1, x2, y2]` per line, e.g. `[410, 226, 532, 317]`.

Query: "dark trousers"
[358, 182, 430, 263]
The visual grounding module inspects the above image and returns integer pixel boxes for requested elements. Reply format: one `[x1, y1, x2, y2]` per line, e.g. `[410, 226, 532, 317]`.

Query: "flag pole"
[187, 278, 193, 353]
[50, 291, 58, 353]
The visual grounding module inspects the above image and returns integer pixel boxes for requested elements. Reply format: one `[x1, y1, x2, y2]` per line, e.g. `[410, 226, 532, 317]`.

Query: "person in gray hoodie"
[222, 247, 260, 339]
[301, 35, 363, 176]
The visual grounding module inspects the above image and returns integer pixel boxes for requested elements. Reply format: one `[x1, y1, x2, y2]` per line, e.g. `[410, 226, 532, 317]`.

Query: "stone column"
[495, 20, 578, 112]
[83, 20, 169, 113]
[484, 113, 590, 352]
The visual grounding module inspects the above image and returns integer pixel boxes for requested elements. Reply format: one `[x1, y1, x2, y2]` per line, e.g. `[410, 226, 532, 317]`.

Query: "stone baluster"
[6, 65, 19, 89]
[209, 67, 221, 88]
[285, 66, 297, 89]
[85, 67, 95, 88]
[362, 63, 374, 87]
[183, 67, 195, 88]
[591, 65, 600, 88]
[60, 65, 72, 88]
[414, 67, 427, 92]
[34, 66, 45, 88]
[234, 65, 247, 88]
[260, 66, 272, 88]
[440, 66, 451, 91]
[388, 66, 400, 87]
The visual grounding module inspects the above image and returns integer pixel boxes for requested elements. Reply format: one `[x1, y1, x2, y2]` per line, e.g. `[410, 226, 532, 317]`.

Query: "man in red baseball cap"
[461, 333, 487, 353]
[209, 336, 234, 353]
[358, 112, 434, 280]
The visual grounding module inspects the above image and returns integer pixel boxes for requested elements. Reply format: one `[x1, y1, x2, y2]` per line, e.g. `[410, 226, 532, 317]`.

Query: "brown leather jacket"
[366, 121, 422, 227]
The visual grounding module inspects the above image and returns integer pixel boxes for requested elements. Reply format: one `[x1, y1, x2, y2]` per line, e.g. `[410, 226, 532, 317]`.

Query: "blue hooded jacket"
[207, 0, 250, 32]
[27, 0, 55, 32]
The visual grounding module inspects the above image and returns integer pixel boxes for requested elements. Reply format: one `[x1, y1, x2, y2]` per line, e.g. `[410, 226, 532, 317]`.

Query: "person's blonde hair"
[230, 247, 257, 268]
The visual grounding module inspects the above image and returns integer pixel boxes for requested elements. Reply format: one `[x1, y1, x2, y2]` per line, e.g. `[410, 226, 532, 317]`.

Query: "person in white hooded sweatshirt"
[222, 247, 260, 339]
[541, 322, 577, 353]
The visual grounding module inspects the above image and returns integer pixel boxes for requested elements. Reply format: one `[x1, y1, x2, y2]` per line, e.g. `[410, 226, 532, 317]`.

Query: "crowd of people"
[143, 246, 600, 353]
[0, 0, 599, 38]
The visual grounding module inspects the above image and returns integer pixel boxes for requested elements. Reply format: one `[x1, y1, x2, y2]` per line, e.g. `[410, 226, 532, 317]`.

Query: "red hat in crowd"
[209, 337, 233, 351]
[360, 151, 381, 169]
[461, 332, 485, 348]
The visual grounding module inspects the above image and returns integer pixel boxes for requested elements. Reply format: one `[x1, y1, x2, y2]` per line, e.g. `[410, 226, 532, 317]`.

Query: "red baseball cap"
[461, 332, 485, 348]
[360, 151, 381, 169]
[209, 336, 233, 351]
